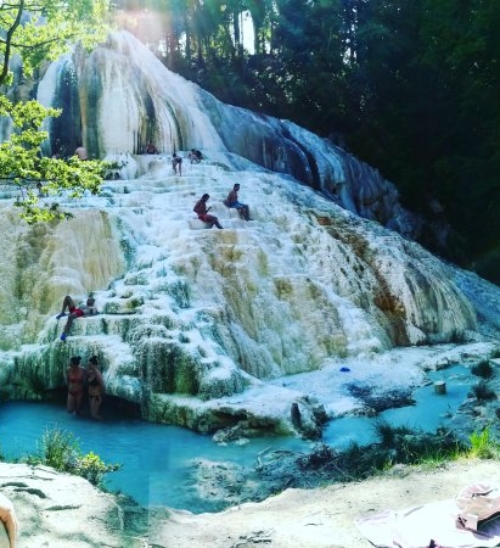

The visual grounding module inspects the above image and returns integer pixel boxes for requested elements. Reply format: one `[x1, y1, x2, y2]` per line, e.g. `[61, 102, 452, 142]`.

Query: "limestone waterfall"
[0, 31, 477, 436]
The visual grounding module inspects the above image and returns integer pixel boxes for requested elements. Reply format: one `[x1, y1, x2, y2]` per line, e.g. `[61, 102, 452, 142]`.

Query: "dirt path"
[151, 458, 500, 548]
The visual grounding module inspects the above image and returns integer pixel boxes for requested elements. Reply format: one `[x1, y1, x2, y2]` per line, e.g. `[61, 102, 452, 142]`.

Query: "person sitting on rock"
[56, 295, 98, 341]
[224, 183, 251, 221]
[193, 194, 223, 229]
[189, 149, 203, 164]
[172, 153, 183, 176]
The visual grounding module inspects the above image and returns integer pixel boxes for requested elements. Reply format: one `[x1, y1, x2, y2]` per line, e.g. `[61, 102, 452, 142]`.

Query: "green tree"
[0, 0, 110, 223]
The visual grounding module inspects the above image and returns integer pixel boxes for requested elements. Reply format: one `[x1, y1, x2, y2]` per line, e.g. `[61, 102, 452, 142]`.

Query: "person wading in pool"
[66, 356, 86, 415]
[87, 356, 105, 421]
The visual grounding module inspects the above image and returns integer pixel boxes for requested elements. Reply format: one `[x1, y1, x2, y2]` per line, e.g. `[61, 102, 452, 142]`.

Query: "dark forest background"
[116, 0, 500, 283]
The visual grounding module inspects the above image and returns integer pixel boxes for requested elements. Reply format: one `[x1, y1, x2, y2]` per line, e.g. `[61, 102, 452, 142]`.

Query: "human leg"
[0, 493, 17, 548]
[61, 312, 78, 340]
[90, 394, 102, 420]
[206, 214, 223, 229]
[67, 391, 76, 413]
[57, 295, 75, 319]
[75, 391, 84, 414]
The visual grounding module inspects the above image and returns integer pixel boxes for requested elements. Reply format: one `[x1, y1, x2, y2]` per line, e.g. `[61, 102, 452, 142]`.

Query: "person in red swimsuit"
[193, 194, 223, 229]
[66, 356, 86, 415]
[56, 295, 98, 341]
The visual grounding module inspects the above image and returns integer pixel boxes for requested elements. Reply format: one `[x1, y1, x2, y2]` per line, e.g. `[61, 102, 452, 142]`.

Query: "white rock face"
[0, 154, 477, 434]
[37, 30, 416, 237]
[0, 463, 144, 547]
[0, 31, 479, 434]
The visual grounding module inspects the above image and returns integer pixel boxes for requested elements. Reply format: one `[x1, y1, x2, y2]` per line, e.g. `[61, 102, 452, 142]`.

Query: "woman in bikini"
[67, 356, 86, 415]
[87, 356, 105, 420]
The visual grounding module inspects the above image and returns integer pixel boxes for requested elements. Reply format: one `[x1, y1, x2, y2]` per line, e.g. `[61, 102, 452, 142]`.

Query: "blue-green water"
[0, 366, 475, 510]
[323, 365, 473, 449]
[0, 401, 307, 511]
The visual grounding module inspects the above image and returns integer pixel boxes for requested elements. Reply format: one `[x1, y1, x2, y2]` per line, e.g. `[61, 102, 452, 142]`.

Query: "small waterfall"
[32, 30, 420, 239]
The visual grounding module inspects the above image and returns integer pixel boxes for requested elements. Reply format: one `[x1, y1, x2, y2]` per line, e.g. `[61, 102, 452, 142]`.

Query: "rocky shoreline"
[4, 324, 500, 546]
[4, 457, 500, 547]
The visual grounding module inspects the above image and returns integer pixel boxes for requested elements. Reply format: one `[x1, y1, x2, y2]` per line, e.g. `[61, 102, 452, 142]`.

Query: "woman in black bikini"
[87, 356, 105, 420]
[67, 356, 86, 415]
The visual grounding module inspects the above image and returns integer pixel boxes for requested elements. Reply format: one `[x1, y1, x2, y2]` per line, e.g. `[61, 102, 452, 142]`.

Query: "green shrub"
[24, 428, 121, 487]
[41, 428, 79, 471]
[471, 360, 493, 379]
[469, 427, 500, 459]
[471, 381, 496, 401]
[75, 451, 121, 486]
[372, 419, 413, 447]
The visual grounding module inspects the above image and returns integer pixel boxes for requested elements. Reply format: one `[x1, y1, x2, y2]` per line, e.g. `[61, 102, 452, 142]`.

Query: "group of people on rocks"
[194, 183, 252, 229]
[171, 150, 203, 175]
[55, 295, 104, 419]
[51, 148, 249, 422]
[141, 144, 203, 176]
[66, 354, 105, 420]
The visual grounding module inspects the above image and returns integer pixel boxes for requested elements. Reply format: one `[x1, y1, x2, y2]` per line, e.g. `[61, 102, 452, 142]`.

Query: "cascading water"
[37, 31, 414, 237]
[0, 151, 478, 437]
[0, 28, 484, 441]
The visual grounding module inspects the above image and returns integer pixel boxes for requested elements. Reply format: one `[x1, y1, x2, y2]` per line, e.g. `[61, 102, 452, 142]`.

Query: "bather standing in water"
[0, 492, 17, 548]
[87, 356, 105, 421]
[66, 356, 86, 415]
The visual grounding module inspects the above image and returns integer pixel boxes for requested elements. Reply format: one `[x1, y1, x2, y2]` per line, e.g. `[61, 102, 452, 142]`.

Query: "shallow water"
[0, 366, 476, 510]
[323, 365, 473, 449]
[0, 401, 307, 511]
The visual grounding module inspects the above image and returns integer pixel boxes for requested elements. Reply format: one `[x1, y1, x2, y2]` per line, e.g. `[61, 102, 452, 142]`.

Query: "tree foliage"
[2, 0, 498, 278]
[0, 0, 110, 223]
[116, 0, 499, 279]
[0, 96, 107, 223]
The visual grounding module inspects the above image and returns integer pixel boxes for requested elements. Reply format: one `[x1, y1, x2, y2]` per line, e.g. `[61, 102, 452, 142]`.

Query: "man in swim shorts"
[224, 183, 251, 221]
[193, 194, 223, 229]
[56, 295, 98, 341]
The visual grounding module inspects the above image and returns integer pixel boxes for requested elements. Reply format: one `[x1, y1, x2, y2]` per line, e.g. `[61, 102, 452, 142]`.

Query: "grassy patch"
[470, 380, 496, 401]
